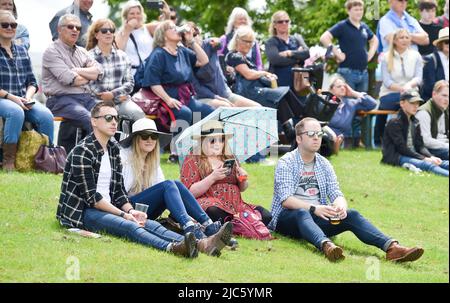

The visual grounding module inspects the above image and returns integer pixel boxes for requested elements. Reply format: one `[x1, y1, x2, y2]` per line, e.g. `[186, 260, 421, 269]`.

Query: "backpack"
[228, 205, 273, 240]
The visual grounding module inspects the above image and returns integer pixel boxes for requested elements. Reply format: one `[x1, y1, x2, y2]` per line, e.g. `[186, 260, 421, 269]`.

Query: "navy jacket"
[421, 51, 446, 101]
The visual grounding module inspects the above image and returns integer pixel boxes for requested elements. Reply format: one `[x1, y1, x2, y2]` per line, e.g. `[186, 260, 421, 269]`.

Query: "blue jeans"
[172, 97, 214, 135]
[337, 68, 369, 93]
[0, 98, 54, 144]
[428, 148, 449, 161]
[399, 156, 449, 177]
[129, 180, 210, 228]
[83, 208, 183, 251]
[276, 208, 394, 251]
[374, 93, 401, 145]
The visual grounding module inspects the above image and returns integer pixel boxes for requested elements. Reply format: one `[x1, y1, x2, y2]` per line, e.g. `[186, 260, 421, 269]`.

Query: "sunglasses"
[139, 133, 159, 140]
[94, 114, 119, 123]
[170, 15, 177, 20]
[64, 24, 82, 31]
[96, 27, 115, 34]
[397, 0, 408, 2]
[275, 20, 290, 24]
[207, 137, 224, 144]
[0, 22, 18, 29]
[300, 130, 325, 138]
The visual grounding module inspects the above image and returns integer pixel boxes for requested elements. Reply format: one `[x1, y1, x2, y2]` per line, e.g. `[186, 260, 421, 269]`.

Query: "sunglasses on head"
[96, 27, 115, 34]
[275, 20, 290, 24]
[94, 114, 119, 123]
[300, 130, 325, 138]
[139, 132, 159, 140]
[0, 22, 18, 29]
[64, 24, 82, 31]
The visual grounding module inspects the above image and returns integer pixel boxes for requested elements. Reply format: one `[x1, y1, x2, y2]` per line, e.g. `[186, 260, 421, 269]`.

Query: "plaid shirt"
[89, 46, 134, 104]
[0, 42, 37, 97]
[269, 149, 344, 231]
[56, 133, 130, 228]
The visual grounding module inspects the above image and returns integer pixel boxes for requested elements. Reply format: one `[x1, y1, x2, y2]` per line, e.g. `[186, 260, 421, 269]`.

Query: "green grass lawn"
[0, 149, 448, 283]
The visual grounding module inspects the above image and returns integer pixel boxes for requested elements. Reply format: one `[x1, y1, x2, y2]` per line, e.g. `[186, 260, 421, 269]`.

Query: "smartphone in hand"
[23, 100, 35, 106]
[223, 158, 236, 175]
[147, 0, 163, 10]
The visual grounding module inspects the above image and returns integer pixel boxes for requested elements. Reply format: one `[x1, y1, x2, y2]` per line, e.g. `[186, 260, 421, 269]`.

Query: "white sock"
[202, 219, 213, 227]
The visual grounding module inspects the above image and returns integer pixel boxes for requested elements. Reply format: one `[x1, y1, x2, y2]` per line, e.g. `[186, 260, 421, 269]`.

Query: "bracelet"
[127, 208, 134, 214]
[4, 93, 9, 99]
[119, 211, 125, 218]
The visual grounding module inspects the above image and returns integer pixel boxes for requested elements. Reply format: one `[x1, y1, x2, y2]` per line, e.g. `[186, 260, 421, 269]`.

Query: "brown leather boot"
[197, 221, 233, 257]
[2, 143, 17, 172]
[169, 232, 198, 258]
[322, 241, 345, 262]
[386, 242, 424, 262]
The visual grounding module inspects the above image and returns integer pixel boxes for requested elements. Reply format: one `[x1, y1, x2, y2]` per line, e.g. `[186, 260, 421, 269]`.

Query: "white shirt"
[97, 150, 112, 203]
[125, 26, 154, 74]
[437, 51, 449, 81]
[119, 148, 165, 194]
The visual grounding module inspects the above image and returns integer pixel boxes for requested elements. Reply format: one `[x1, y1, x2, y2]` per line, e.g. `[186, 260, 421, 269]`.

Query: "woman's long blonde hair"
[225, 7, 253, 35]
[269, 10, 290, 37]
[194, 136, 234, 179]
[386, 28, 410, 73]
[128, 134, 160, 195]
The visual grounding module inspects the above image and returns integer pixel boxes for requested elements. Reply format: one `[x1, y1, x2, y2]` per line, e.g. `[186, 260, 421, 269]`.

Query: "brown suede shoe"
[170, 232, 198, 258]
[386, 242, 424, 262]
[322, 241, 345, 262]
[197, 221, 233, 257]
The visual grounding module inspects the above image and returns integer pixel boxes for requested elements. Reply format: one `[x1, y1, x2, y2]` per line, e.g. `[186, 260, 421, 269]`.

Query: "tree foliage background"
[106, 0, 446, 47]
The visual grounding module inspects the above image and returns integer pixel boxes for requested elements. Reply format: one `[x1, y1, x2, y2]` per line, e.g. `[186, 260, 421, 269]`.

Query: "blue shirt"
[329, 19, 374, 71]
[328, 94, 377, 137]
[378, 10, 424, 52]
[142, 46, 197, 99]
[192, 39, 229, 99]
[0, 42, 37, 97]
[269, 149, 344, 231]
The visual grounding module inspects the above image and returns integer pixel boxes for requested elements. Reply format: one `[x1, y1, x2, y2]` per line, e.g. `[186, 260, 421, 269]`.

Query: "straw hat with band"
[433, 27, 449, 46]
[120, 118, 172, 148]
[192, 120, 233, 141]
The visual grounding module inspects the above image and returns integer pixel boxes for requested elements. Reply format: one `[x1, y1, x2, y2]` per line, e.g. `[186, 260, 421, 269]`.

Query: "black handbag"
[304, 91, 340, 122]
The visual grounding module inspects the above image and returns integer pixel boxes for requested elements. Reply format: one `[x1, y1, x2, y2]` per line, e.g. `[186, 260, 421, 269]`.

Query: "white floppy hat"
[120, 118, 172, 148]
[433, 27, 449, 46]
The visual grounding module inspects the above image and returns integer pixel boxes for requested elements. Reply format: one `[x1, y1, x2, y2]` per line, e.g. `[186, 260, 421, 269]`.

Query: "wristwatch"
[309, 205, 316, 216]
[119, 211, 125, 218]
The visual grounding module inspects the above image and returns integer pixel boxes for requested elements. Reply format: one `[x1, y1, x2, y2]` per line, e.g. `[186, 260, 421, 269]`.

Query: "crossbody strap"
[129, 33, 143, 66]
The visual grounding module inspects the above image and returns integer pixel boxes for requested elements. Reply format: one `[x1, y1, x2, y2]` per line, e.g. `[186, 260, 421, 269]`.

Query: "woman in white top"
[374, 29, 423, 146]
[115, 0, 170, 75]
[119, 118, 233, 256]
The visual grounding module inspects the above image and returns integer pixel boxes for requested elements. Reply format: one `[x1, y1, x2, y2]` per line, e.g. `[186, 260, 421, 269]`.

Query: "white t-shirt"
[125, 26, 154, 74]
[119, 148, 165, 194]
[97, 150, 112, 203]
[294, 161, 320, 205]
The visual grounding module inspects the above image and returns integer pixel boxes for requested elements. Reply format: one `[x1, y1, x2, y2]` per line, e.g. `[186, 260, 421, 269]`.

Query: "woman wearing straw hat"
[422, 27, 449, 100]
[120, 118, 232, 256]
[180, 120, 272, 226]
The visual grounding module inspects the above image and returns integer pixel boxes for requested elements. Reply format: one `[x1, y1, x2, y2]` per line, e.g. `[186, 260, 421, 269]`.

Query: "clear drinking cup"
[134, 203, 148, 226]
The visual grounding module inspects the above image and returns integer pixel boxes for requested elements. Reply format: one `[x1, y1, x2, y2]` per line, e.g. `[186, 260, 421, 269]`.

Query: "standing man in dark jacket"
[381, 90, 449, 177]
[49, 0, 93, 47]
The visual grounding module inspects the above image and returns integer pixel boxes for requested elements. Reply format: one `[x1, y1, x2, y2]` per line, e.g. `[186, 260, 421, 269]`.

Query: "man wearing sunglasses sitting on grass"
[269, 117, 424, 263]
[56, 101, 201, 258]
[42, 13, 102, 154]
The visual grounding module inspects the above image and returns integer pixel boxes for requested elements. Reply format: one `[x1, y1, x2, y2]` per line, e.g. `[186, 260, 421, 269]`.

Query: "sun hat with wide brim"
[120, 118, 172, 148]
[433, 27, 449, 46]
[192, 120, 234, 141]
